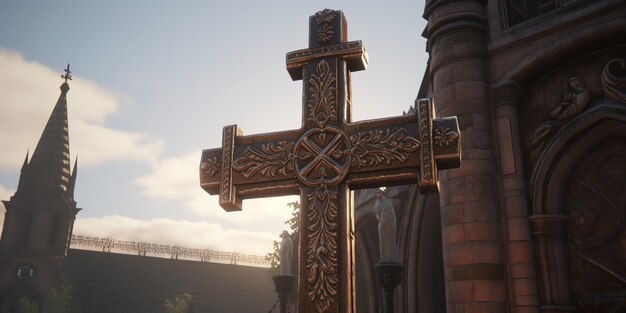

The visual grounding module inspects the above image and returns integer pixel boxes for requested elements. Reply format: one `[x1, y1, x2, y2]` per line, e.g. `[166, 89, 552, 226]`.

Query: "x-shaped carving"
[299, 135, 343, 175]
[294, 127, 350, 186]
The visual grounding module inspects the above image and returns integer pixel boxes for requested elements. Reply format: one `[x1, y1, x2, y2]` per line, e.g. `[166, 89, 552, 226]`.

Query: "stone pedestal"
[273, 275, 295, 313]
[375, 262, 403, 313]
[529, 215, 577, 313]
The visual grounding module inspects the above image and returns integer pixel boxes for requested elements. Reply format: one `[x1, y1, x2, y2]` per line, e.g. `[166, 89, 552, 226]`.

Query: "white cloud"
[0, 184, 13, 234]
[73, 215, 277, 255]
[0, 184, 12, 200]
[134, 151, 297, 225]
[0, 49, 163, 169]
[71, 120, 163, 166]
[0, 50, 293, 257]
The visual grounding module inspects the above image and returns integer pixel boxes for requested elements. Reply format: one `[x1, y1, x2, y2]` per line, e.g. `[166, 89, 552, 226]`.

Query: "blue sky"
[0, 1, 428, 256]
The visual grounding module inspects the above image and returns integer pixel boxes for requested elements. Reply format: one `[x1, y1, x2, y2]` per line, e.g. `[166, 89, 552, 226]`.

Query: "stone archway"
[530, 104, 626, 312]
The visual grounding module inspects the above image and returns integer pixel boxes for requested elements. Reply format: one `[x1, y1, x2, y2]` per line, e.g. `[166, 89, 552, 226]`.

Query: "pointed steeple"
[1, 64, 80, 256]
[68, 156, 78, 198]
[16, 151, 29, 190]
[18, 64, 72, 196]
[21, 150, 29, 169]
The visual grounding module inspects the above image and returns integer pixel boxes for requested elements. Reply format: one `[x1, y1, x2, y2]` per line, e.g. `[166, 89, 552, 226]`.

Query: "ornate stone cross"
[199, 9, 461, 313]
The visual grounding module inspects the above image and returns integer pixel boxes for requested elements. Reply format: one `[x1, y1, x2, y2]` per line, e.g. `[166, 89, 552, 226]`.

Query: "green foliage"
[17, 296, 39, 313]
[17, 285, 72, 313]
[47, 285, 71, 313]
[265, 240, 280, 275]
[16, 285, 71, 313]
[164, 293, 192, 313]
[285, 201, 300, 233]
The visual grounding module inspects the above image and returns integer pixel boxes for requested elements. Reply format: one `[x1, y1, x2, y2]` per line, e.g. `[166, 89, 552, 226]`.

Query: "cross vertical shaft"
[291, 10, 359, 313]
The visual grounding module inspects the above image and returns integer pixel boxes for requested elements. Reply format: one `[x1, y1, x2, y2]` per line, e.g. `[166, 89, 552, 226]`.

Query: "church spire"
[18, 64, 73, 196]
[16, 151, 29, 190]
[68, 156, 78, 198]
[1, 64, 79, 256]
[21, 150, 29, 170]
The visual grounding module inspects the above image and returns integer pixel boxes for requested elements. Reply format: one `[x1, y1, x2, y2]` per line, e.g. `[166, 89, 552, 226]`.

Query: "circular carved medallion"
[294, 127, 350, 186]
[17, 265, 34, 280]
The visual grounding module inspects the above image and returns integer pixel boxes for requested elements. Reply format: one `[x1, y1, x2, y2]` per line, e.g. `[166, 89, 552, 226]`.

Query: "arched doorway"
[530, 104, 626, 312]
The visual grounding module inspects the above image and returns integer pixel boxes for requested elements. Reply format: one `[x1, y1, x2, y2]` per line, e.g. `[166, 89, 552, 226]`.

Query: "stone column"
[424, 0, 508, 312]
[492, 81, 540, 313]
[529, 215, 577, 313]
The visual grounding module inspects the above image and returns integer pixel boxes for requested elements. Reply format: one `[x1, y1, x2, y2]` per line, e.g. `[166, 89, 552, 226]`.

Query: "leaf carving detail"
[434, 126, 459, 148]
[306, 184, 338, 312]
[200, 156, 220, 177]
[307, 60, 337, 128]
[349, 128, 421, 167]
[232, 142, 294, 179]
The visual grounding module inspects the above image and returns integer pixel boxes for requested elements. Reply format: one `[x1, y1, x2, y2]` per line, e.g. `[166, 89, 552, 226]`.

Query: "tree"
[47, 285, 71, 313]
[285, 201, 300, 233]
[16, 296, 39, 313]
[265, 239, 280, 275]
[164, 293, 192, 313]
[15, 286, 71, 313]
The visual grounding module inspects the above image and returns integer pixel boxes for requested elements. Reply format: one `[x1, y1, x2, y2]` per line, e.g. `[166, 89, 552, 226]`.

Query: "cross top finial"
[61, 63, 72, 83]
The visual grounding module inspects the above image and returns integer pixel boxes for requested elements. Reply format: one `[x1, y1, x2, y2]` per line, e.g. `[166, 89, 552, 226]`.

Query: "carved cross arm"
[200, 126, 301, 211]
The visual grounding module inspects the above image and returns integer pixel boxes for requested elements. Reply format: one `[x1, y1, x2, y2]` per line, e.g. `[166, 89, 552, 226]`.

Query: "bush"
[164, 293, 192, 313]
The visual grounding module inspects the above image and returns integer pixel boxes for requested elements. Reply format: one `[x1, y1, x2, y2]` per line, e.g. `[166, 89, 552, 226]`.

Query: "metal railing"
[70, 234, 269, 266]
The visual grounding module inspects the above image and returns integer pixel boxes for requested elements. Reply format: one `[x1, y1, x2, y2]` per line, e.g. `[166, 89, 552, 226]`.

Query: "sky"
[0, 1, 428, 257]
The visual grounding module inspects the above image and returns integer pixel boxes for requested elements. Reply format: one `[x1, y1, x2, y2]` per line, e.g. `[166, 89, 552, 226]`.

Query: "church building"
[352, 0, 626, 312]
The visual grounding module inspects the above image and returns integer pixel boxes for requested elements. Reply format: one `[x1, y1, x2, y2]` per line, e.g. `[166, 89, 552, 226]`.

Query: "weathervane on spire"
[61, 63, 72, 83]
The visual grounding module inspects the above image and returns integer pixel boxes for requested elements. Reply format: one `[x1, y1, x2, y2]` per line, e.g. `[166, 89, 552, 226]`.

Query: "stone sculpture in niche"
[549, 77, 590, 120]
[530, 57, 626, 165]
[530, 76, 590, 163]
[279, 230, 293, 276]
[374, 190, 400, 263]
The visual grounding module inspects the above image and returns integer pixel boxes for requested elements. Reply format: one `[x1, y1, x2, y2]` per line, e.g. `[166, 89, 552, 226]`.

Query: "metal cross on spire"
[61, 63, 72, 83]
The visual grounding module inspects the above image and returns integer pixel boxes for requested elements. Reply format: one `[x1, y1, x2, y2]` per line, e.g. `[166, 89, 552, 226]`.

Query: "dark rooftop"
[64, 249, 277, 313]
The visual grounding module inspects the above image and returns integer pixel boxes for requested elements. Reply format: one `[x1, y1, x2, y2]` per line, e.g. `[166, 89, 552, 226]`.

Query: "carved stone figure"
[279, 230, 293, 276]
[374, 190, 400, 263]
[549, 77, 589, 120]
[531, 76, 590, 163]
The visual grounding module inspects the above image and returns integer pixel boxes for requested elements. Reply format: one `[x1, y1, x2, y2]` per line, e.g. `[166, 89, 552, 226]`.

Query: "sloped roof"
[21, 82, 74, 197]
[64, 249, 278, 313]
